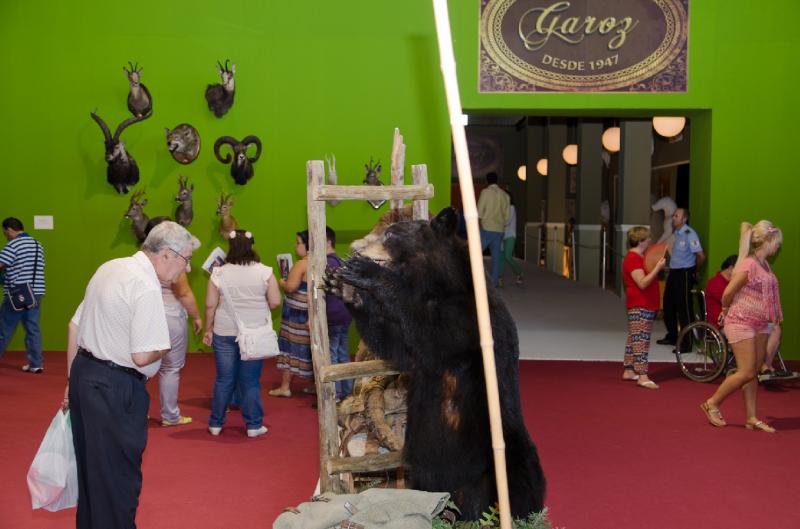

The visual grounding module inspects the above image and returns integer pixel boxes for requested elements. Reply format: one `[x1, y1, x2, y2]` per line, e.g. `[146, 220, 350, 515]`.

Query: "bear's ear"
[431, 207, 457, 237]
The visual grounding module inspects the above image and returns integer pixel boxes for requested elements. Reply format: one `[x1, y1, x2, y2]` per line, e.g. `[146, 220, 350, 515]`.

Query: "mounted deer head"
[124, 189, 150, 242]
[364, 157, 385, 209]
[205, 59, 236, 118]
[214, 135, 262, 185]
[90, 110, 151, 194]
[123, 61, 152, 117]
[175, 175, 194, 227]
[216, 192, 238, 239]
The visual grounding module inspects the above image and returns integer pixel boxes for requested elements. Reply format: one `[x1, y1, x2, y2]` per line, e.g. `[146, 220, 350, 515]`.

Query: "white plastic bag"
[27, 409, 78, 511]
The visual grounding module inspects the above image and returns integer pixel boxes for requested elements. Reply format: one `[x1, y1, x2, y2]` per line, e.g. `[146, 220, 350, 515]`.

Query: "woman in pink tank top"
[700, 221, 783, 433]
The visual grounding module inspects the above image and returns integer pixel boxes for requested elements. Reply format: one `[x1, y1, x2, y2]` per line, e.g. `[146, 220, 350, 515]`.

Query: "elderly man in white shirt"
[64, 221, 199, 529]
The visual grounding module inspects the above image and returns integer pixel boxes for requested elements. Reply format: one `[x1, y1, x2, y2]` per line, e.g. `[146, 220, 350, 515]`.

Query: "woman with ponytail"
[700, 221, 783, 432]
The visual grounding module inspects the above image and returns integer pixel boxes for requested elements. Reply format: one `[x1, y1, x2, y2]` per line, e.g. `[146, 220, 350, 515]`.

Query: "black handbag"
[7, 241, 40, 312]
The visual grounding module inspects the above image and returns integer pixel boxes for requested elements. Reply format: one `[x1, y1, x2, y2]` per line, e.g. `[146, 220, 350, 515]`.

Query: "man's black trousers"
[69, 353, 149, 529]
[663, 267, 697, 341]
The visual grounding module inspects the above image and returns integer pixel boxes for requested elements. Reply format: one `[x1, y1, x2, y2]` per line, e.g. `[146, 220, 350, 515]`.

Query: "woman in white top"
[203, 230, 281, 437]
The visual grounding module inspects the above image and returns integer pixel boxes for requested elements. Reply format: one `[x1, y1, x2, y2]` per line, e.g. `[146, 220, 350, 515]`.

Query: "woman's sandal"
[700, 401, 727, 427]
[622, 373, 640, 381]
[268, 388, 292, 398]
[637, 380, 659, 389]
[745, 419, 776, 433]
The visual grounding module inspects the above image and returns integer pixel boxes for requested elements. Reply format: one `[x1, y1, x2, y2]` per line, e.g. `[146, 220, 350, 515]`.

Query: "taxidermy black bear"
[325, 207, 545, 520]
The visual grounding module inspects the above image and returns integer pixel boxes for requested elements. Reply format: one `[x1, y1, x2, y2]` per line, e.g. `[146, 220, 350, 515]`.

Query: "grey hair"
[142, 221, 200, 254]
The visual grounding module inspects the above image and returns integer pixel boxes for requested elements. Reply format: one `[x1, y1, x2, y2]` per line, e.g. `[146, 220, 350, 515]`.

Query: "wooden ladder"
[305, 130, 433, 493]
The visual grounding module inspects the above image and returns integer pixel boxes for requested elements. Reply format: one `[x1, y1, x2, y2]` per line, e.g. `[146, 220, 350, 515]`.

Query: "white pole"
[431, 2, 512, 528]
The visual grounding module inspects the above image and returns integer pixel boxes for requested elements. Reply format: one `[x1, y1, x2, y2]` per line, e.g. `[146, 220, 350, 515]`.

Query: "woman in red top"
[621, 227, 667, 389]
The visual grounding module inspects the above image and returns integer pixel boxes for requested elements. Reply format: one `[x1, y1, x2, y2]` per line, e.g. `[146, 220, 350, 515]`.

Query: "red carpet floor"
[1, 351, 799, 529]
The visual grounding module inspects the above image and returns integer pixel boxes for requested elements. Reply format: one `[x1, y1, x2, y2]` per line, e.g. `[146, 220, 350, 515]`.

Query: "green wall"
[450, 1, 799, 358]
[0, 0, 449, 353]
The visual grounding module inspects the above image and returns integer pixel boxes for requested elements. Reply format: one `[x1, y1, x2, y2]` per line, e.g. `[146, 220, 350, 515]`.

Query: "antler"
[130, 189, 146, 203]
[178, 175, 187, 188]
[242, 135, 262, 162]
[113, 111, 151, 142]
[214, 136, 238, 163]
[90, 111, 112, 145]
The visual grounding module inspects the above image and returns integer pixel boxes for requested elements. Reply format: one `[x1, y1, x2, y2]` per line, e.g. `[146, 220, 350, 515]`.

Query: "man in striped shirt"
[0, 217, 46, 373]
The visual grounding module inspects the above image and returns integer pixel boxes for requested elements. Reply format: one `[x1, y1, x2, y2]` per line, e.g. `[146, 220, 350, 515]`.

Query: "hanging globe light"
[517, 165, 527, 181]
[536, 158, 548, 176]
[562, 144, 578, 165]
[652, 116, 686, 138]
[601, 126, 621, 152]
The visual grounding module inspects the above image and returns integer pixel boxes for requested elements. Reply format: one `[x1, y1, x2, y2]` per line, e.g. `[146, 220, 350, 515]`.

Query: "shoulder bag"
[8, 241, 40, 311]
[217, 269, 279, 361]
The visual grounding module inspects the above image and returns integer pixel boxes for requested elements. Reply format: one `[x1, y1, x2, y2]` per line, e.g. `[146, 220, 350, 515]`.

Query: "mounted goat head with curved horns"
[90, 110, 151, 194]
[205, 59, 236, 118]
[214, 135, 262, 185]
[123, 62, 152, 117]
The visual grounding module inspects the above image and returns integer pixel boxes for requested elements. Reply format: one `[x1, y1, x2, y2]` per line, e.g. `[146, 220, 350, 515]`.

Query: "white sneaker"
[516, 274, 524, 285]
[21, 364, 44, 373]
[208, 426, 222, 436]
[247, 426, 268, 438]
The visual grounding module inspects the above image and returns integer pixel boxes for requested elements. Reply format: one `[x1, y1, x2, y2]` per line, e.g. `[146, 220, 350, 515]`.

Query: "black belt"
[78, 348, 146, 381]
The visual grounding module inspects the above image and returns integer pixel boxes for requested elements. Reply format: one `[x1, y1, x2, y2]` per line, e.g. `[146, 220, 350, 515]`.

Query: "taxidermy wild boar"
[205, 59, 235, 118]
[124, 62, 152, 117]
[214, 135, 262, 185]
[90, 110, 151, 194]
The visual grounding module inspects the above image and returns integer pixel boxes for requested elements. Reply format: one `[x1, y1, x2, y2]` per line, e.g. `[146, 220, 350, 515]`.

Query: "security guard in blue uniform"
[657, 208, 706, 346]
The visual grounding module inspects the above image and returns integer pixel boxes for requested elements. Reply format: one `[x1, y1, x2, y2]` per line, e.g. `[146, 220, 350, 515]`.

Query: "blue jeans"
[480, 229, 504, 287]
[329, 324, 352, 399]
[209, 334, 264, 430]
[0, 294, 43, 368]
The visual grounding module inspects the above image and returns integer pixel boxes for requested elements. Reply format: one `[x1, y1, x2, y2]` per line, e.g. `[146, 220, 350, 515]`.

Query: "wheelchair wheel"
[675, 321, 728, 382]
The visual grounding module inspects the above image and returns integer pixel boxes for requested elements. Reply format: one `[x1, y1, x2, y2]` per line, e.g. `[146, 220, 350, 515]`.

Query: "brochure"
[201, 247, 226, 274]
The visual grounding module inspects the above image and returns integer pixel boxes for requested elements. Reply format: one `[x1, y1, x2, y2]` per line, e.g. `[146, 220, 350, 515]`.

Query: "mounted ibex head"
[90, 110, 151, 194]
[205, 59, 236, 118]
[214, 135, 262, 185]
[364, 157, 385, 209]
[123, 61, 152, 117]
[216, 192, 238, 239]
[165, 123, 201, 164]
[175, 175, 194, 227]
[124, 189, 149, 242]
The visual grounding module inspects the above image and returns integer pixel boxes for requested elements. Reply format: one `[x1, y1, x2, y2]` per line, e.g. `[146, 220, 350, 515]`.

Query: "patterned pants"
[624, 308, 657, 375]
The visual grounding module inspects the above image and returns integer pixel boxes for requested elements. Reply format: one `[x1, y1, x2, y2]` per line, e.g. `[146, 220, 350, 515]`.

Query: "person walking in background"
[66, 221, 199, 529]
[499, 197, 523, 287]
[701, 221, 783, 432]
[324, 226, 353, 400]
[657, 208, 705, 346]
[621, 227, 667, 389]
[144, 217, 203, 427]
[270, 230, 312, 397]
[477, 172, 510, 288]
[203, 230, 281, 437]
[0, 217, 46, 373]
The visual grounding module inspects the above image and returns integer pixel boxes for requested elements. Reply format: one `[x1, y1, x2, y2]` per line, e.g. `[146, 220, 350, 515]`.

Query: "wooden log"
[411, 165, 429, 221]
[313, 184, 433, 202]
[306, 160, 344, 494]
[390, 128, 406, 210]
[327, 452, 404, 475]
[318, 359, 400, 383]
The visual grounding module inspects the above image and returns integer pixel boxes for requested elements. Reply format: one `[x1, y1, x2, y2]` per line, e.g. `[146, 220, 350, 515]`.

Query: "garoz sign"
[479, 0, 688, 92]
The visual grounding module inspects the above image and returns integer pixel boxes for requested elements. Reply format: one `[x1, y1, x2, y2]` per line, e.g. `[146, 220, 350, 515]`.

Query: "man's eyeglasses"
[168, 248, 191, 267]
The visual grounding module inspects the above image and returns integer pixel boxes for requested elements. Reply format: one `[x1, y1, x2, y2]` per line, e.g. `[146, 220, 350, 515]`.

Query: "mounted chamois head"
[124, 189, 150, 242]
[214, 135, 262, 185]
[123, 61, 152, 117]
[175, 175, 194, 227]
[90, 110, 151, 194]
[205, 59, 236, 118]
[216, 192, 238, 239]
[364, 157, 385, 209]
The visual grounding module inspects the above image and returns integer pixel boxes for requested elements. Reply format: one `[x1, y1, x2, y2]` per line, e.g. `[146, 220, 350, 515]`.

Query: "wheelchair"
[674, 288, 798, 383]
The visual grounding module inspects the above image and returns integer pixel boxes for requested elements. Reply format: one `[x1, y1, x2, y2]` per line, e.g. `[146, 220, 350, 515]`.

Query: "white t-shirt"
[71, 251, 170, 378]
[211, 263, 274, 336]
